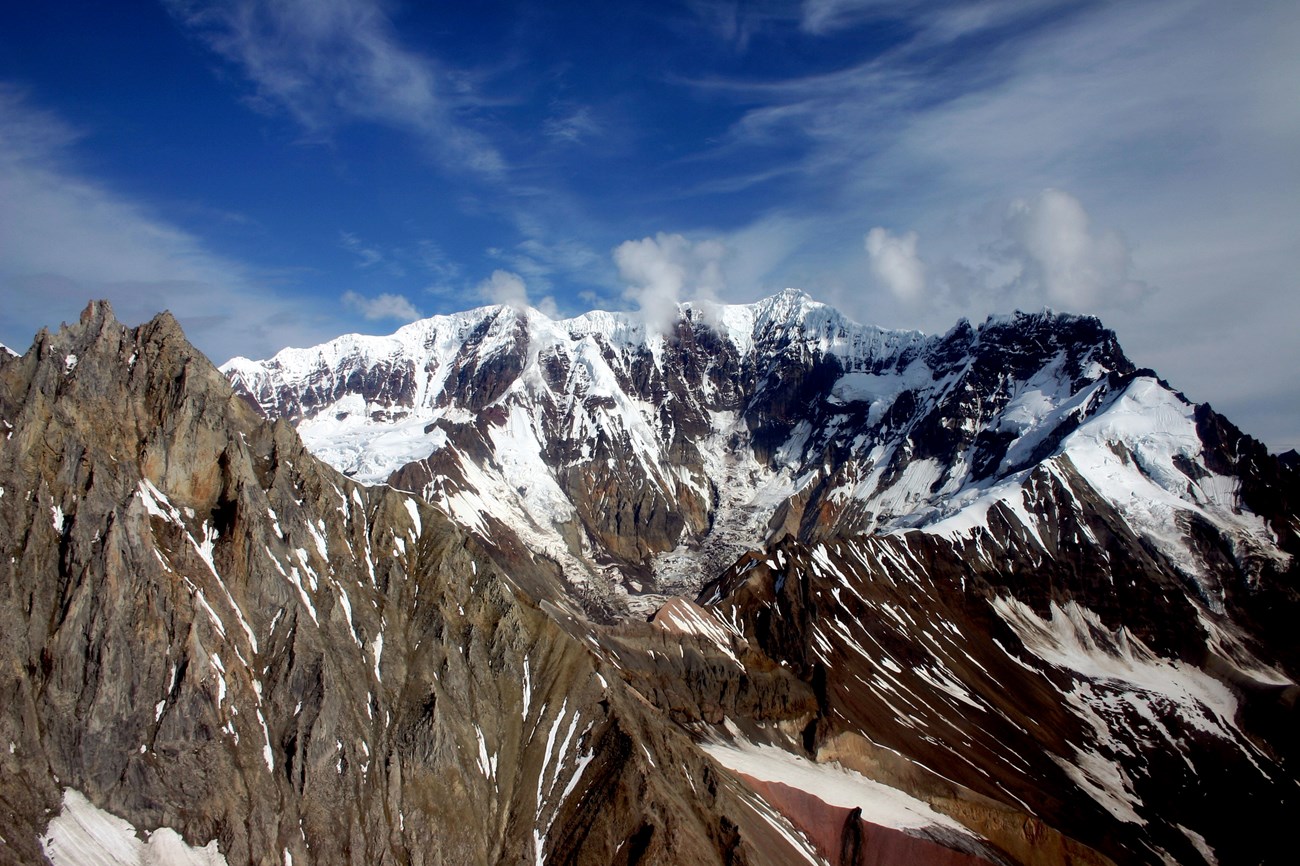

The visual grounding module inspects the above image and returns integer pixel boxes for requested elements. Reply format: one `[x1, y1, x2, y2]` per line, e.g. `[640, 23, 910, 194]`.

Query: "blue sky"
[1, 1, 1298, 450]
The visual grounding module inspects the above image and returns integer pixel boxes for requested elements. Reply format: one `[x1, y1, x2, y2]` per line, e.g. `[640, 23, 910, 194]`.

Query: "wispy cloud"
[542, 104, 601, 144]
[337, 233, 466, 288]
[800, 0, 1069, 40]
[164, 0, 502, 175]
[689, 1, 1286, 219]
[0, 85, 339, 360]
[483, 235, 605, 303]
[684, 1, 799, 51]
[800, 0, 889, 36]
[339, 231, 387, 270]
[167, 0, 645, 318]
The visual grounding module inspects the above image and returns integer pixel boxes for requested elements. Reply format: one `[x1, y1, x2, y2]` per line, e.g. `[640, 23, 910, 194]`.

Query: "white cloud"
[341, 290, 421, 322]
[613, 233, 728, 331]
[865, 227, 926, 304]
[1000, 189, 1149, 311]
[0, 87, 213, 287]
[164, 0, 501, 174]
[476, 270, 528, 308]
[854, 192, 1148, 326]
[472, 269, 558, 316]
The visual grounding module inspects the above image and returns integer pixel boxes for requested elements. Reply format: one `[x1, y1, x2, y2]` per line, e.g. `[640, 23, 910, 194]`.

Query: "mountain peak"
[766, 286, 815, 307]
[77, 298, 117, 328]
[750, 287, 823, 325]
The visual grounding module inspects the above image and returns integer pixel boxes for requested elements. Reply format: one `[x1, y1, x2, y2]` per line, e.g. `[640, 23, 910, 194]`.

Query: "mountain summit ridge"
[220, 292, 1177, 616]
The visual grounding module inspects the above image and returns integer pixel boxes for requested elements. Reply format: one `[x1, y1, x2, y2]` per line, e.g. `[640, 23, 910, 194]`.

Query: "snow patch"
[475, 725, 497, 781]
[371, 631, 384, 682]
[402, 498, 422, 537]
[702, 740, 977, 838]
[1177, 824, 1217, 865]
[42, 788, 228, 866]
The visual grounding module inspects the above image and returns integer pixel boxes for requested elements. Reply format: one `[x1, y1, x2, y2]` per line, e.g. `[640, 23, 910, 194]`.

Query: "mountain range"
[1, 292, 1295, 865]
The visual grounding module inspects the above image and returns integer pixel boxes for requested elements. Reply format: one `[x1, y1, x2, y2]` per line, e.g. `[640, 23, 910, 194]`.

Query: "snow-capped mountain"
[218, 290, 1300, 862]
[224, 289, 1288, 620]
[3, 296, 1295, 866]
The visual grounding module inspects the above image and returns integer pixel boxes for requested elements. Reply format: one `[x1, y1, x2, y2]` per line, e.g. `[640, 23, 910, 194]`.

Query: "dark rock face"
[695, 464, 1299, 866]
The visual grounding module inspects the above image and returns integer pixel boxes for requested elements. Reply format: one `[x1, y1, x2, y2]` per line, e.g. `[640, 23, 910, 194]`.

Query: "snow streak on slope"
[990, 597, 1277, 826]
[696, 511, 1297, 866]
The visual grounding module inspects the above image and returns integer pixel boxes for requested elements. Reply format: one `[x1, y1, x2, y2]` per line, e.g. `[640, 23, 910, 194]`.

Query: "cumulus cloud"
[341, 290, 421, 322]
[1001, 189, 1150, 311]
[865, 227, 926, 304]
[164, 0, 501, 174]
[472, 269, 558, 316]
[854, 191, 1151, 327]
[476, 270, 528, 308]
[613, 233, 728, 332]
